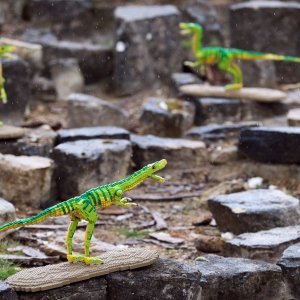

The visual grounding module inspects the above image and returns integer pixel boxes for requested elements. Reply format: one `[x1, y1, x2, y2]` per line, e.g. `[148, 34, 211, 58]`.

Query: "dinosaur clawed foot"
[224, 83, 243, 91]
[67, 255, 104, 265]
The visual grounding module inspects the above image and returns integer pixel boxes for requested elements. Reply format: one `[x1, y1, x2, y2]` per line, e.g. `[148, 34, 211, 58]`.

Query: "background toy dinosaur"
[180, 22, 300, 90]
[0, 45, 14, 126]
[0, 159, 167, 265]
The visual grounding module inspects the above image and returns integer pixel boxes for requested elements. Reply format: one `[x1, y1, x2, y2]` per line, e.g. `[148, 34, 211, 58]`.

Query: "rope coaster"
[6, 248, 159, 292]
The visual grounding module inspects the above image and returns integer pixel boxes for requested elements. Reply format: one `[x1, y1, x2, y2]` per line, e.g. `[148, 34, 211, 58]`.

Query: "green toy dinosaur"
[180, 22, 300, 90]
[0, 159, 167, 265]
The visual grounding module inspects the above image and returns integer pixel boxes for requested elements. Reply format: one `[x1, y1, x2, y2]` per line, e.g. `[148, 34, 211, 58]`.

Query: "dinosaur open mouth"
[179, 23, 191, 35]
[150, 174, 165, 183]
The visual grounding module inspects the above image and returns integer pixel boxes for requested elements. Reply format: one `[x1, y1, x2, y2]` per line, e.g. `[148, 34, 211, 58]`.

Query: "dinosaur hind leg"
[218, 60, 243, 90]
[66, 214, 83, 263]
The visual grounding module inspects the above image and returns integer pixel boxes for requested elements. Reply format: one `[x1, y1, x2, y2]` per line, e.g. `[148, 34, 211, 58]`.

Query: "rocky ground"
[0, 0, 300, 299]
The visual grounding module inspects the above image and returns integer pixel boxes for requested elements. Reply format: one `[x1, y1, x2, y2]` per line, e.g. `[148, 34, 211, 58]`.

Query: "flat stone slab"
[180, 84, 286, 103]
[277, 243, 300, 299]
[56, 126, 130, 144]
[0, 125, 27, 140]
[197, 254, 286, 300]
[208, 189, 300, 234]
[6, 248, 159, 292]
[224, 225, 300, 262]
[186, 122, 258, 140]
[238, 127, 300, 163]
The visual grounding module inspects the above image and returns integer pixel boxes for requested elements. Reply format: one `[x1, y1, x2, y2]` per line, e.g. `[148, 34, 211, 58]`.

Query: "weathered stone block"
[131, 134, 207, 170]
[56, 126, 130, 144]
[0, 55, 31, 125]
[17, 277, 107, 300]
[0, 154, 53, 208]
[0, 281, 18, 300]
[0, 198, 16, 226]
[52, 139, 131, 200]
[239, 127, 300, 163]
[224, 225, 300, 262]
[106, 258, 201, 300]
[197, 254, 286, 300]
[25, 0, 94, 37]
[208, 189, 300, 234]
[140, 98, 195, 137]
[43, 40, 113, 84]
[0, 126, 57, 157]
[287, 108, 300, 126]
[50, 58, 84, 100]
[277, 243, 300, 299]
[186, 122, 257, 140]
[66, 93, 127, 128]
[230, 1, 300, 83]
[194, 98, 242, 125]
[114, 5, 181, 95]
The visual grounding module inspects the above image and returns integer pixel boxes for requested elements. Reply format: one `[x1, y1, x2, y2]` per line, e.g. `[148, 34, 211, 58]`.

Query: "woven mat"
[6, 248, 159, 292]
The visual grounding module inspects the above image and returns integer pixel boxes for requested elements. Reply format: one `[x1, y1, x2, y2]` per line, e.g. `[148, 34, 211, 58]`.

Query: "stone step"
[224, 225, 300, 263]
[131, 134, 207, 171]
[277, 243, 300, 299]
[52, 139, 131, 200]
[208, 189, 300, 234]
[56, 127, 130, 145]
[197, 254, 286, 300]
[0, 154, 53, 208]
[140, 98, 195, 138]
[65, 93, 128, 129]
[238, 127, 300, 163]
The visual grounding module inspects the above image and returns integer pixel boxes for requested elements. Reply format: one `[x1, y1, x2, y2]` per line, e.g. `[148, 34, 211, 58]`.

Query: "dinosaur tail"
[232, 49, 300, 63]
[0, 199, 77, 232]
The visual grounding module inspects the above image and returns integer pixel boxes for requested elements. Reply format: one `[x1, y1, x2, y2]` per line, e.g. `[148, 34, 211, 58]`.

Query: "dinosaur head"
[145, 159, 167, 182]
[179, 22, 203, 36]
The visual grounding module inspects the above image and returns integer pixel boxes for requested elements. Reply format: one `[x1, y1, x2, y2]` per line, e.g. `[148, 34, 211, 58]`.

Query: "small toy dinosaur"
[180, 22, 300, 90]
[0, 159, 167, 265]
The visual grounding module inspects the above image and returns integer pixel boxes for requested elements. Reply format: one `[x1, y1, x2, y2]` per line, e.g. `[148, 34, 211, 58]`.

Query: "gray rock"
[194, 98, 242, 125]
[186, 122, 258, 140]
[230, 1, 300, 83]
[131, 134, 207, 170]
[277, 243, 300, 299]
[43, 40, 113, 84]
[170, 72, 202, 96]
[114, 5, 181, 95]
[197, 254, 286, 300]
[17, 277, 107, 300]
[56, 126, 130, 144]
[50, 58, 84, 100]
[66, 93, 127, 128]
[0, 126, 57, 157]
[287, 108, 300, 127]
[52, 139, 131, 200]
[106, 258, 201, 300]
[238, 127, 300, 163]
[0, 154, 54, 208]
[239, 60, 277, 88]
[208, 189, 300, 234]
[0, 55, 31, 125]
[184, 1, 223, 46]
[0, 198, 16, 226]
[224, 225, 300, 262]
[16, 126, 57, 157]
[140, 98, 195, 137]
[25, 0, 93, 37]
[0, 281, 18, 300]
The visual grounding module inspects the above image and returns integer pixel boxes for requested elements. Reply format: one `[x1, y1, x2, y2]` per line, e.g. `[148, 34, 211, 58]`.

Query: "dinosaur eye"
[152, 165, 156, 170]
